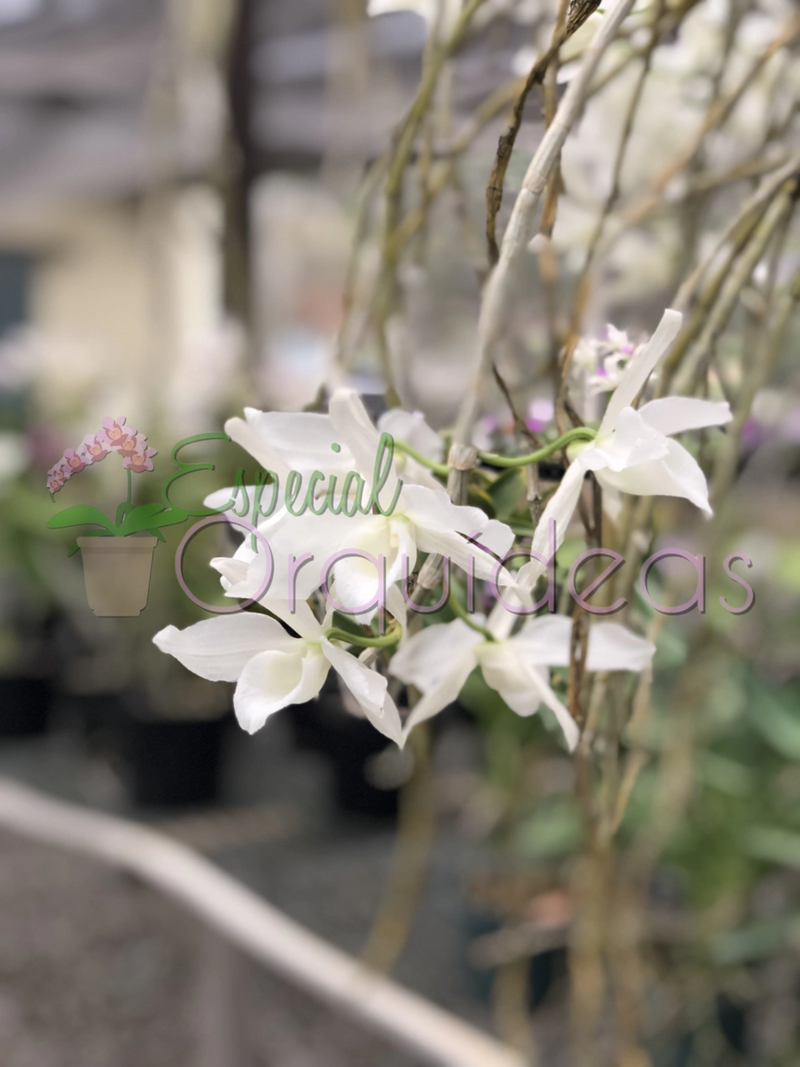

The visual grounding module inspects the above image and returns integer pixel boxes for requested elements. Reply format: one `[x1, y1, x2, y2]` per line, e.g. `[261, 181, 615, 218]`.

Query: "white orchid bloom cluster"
[153, 308, 726, 755]
[390, 596, 656, 750]
[155, 599, 406, 746]
[522, 309, 732, 588]
[155, 388, 515, 746]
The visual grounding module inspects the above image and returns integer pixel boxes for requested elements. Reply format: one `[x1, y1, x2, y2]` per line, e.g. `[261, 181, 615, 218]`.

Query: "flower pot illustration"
[78, 535, 157, 617]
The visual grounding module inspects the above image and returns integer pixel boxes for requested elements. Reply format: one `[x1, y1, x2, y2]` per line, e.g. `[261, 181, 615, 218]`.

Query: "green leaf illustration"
[117, 503, 167, 535]
[118, 503, 190, 537]
[116, 501, 135, 526]
[46, 505, 117, 533]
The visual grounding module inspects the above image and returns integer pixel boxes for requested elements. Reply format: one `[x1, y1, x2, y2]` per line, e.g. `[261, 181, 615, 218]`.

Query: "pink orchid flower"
[123, 446, 157, 474]
[46, 460, 70, 493]
[63, 448, 88, 475]
[79, 432, 112, 463]
[117, 432, 148, 458]
[102, 416, 137, 450]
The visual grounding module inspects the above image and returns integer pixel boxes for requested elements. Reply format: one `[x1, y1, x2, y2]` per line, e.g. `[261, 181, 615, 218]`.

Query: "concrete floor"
[0, 709, 564, 1067]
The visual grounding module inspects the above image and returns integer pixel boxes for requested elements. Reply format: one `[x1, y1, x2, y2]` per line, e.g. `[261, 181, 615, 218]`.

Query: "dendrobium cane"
[520, 309, 732, 589]
[154, 600, 404, 745]
[389, 600, 656, 750]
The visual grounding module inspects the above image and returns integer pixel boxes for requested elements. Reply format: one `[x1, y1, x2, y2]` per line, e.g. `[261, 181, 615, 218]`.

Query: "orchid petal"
[487, 590, 532, 640]
[401, 650, 480, 736]
[476, 641, 536, 708]
[224, 417, 291, 480]
[378, 409, 444, 490]
[597, 436, 713, 514]
[391, 620, 482, 735]
[153, 614, 297, 682]
[401, 484, 507, 542]
[390, 618, 484, 692]
[262, 598, 323, 642]
[386, 582, 409, 634]
[226, 408, 352, 480]
[325, 515, 395, 614]
[328, 389, 398, 500]
[600, 309, 683, 434]
[321, 637, 404, 745]
[517, 455, 589, 591]
[593, 407, 669, 472]
[509, 614, 574, 665]
[476, 642, 579, 750]
[638, 397, 732, 437]
[378, 409, 442, 460]
[585, 623, 655, 672]
[524, 665, 580, 751]
[234, 648, 328, 734]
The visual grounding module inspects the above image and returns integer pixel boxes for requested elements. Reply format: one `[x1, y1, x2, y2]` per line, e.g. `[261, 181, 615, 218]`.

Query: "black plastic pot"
[118, 702, 232, 808]
[325, 713, 401, 819]
[285, 674, 402, 820]
[0, 676, 52, 737]
[289, 695, 400, 819]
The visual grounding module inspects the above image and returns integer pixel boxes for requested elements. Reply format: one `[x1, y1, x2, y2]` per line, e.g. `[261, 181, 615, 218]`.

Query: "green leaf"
[751, 692, 800, 760]
[118, 504, 189, 537]
[117, 503, 166, 535]
[712, 916, 800, 964]
[512, 801, 584, 859]
[46, 505, 117, 533]
[696, 753, 753, 797]
[116, 501, 134, 526]
[467, 486, 495, 515]
[151, 506, 190, 530]
[486, 468, 524, 521]
[744, 827, 800, 870]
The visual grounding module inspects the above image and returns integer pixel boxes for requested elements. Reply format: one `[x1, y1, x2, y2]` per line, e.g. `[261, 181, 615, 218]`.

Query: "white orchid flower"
[366, 0, 464, 33]
[153, 600, 404, 745]
[390, 600, 656, 750]
[367, 0, 514, 32]
[210, 390, 515, 621]
[321, 390, 515, 617]
[213, 394, 444, 512]
[367, 0, 436, 19]
[377, 407, 444, 491]
[521, 309, 732, 588]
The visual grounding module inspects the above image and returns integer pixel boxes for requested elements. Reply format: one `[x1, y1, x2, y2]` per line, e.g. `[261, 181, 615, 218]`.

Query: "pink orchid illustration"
[63, 448, 89, 475]
[46, 462, 69, 494]
[123, 445, 158, 474]
[47, 417, 187, 561]
[102, 416, 137, 450]
[116, 432, 147, 459]
[79, 432, 112, 463]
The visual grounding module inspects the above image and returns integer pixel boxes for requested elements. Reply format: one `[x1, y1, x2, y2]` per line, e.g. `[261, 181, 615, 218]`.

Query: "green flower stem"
[393, 440, 450, 478]
[448, 591, 496, 642]
[477, 427, 597, 468]
[394, 426, 597, 478]
[127, 468, 132, 506]
[324, 624, 402, 649]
